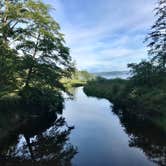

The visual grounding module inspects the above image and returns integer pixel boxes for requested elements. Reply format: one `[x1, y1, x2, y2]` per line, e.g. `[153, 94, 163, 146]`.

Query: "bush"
[19, 87, 64, 114]
[84, 77, 166, 131]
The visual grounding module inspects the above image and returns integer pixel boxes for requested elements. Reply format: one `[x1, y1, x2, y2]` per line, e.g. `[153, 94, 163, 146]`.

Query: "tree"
[128, 61, 155, 86]
[15, 0, 74, 89]
[146, 0, 166, 70]
[0, 0, 74, 91]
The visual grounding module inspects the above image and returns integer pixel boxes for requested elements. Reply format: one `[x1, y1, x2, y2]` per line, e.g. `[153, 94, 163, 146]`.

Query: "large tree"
[16, 0, 74, 88]
[0, 0, 74, 91]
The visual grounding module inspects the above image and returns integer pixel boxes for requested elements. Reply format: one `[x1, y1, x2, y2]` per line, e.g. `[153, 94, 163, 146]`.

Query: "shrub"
[19, 87, 64, 114]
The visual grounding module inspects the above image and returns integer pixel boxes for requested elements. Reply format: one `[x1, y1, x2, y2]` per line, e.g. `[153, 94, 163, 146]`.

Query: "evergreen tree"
[146, 0, 166, 70]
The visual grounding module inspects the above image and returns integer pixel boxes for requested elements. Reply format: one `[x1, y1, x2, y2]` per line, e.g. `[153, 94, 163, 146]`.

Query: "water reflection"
[64, 87, 166, 166]
[0, 112, 77, 166]
[113, 108, 166, 166]
[0, 87, 166, 166]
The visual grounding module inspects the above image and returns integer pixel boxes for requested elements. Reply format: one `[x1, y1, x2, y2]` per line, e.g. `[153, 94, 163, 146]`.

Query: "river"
[0, 87, 165, 166]
[64, 87, 165, 166]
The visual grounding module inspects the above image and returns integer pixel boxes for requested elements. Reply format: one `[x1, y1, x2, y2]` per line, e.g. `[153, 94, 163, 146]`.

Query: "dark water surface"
[0, 87, 166, 165]
[64, 87, 166, 166]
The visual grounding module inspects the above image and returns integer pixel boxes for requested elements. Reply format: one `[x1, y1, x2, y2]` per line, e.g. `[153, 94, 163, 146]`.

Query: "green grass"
[61, 78, 86, 88]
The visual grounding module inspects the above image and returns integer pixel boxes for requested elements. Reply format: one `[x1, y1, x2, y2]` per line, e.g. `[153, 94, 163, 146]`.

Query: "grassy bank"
[61, 70, 95, 89]
[84, 78, 128, 103]
[84, 77, 166, 132]
[0, 70, 95, 115]
[61, 78, 86, 89]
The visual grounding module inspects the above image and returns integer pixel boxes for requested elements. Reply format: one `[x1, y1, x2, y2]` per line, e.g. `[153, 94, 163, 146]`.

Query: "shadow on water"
[0, 109, 77, 166]
[113, 107, 166, 166]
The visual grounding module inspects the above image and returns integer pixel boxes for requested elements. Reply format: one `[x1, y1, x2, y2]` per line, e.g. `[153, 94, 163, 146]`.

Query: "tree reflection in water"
[113, 107, 166, 166]
[0, 113, 77, 166]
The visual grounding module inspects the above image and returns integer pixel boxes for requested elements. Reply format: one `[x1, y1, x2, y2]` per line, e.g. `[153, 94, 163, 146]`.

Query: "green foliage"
[146, 0, 166, 69]
[0, 0, 74, 113]
[0, 45, 17, 89]
[77, 70, 96, 81]
[61, 70, 95, 89]
[19, 87, 64, 113]
[84, 75, 166, 130]
[0, 0, 74, 89]
[84, 78, 127, 103]
[14, 0, 74, 88]
[128, 61, 154, 86]
[0, 92, 21, 111]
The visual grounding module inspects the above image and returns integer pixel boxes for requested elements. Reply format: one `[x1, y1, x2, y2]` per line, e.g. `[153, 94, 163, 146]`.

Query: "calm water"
[0, 87, 166, 165]
[64, 87, 166, 166]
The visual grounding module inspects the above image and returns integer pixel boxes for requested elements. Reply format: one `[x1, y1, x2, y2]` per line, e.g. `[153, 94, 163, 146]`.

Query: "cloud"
[45, 0, 156, 72]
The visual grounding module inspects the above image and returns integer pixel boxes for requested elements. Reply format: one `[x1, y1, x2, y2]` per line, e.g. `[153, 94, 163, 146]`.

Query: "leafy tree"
[129, 0, 166, 87]
[15, 0, 74, 89]
[146, 0, 166, 70]
[0, 40, 18, 89]
[128, 61, 154, 86]
[0, 0, 74, 92]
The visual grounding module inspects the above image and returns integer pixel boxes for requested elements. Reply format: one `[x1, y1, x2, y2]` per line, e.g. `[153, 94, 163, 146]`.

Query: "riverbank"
[84, 78, 166, 132]
[60, 70, 96, 89]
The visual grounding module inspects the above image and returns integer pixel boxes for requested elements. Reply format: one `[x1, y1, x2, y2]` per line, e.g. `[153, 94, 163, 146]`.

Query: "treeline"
[61, 70, 95, 88]
[84, 0, 166, 131]
[0, 0, 74, 112]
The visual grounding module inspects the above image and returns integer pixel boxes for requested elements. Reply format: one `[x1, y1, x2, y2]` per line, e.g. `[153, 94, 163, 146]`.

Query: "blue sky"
[44, 0, 156, 72]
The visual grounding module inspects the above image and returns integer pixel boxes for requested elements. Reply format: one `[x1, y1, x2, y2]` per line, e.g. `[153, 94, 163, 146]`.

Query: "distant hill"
[93, 71, 129, 75]
[92, 71, 130, 79]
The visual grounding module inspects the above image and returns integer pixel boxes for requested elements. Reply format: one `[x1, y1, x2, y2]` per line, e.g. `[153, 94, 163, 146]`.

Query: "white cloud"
[45, 0, 156, 72]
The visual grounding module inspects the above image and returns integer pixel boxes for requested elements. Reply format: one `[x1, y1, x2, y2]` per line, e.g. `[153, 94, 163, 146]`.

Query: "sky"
[44, 0, 156, 72]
